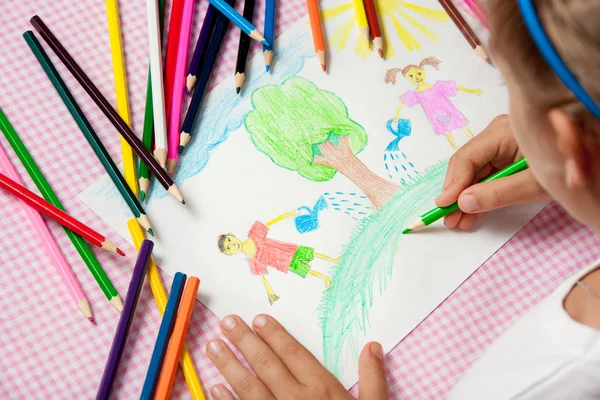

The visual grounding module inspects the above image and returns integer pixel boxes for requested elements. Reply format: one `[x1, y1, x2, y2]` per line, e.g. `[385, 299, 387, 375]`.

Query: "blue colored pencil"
[140, 272, 187, 400]
[179, 0, 234, 153]
[206, 0, 268, 45]
[263, 0, 276, 71]
[186, 6, 218, 93]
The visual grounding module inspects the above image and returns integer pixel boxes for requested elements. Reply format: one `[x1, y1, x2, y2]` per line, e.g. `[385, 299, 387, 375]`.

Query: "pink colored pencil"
[0, 142, 93, 322]
[166, 0, 195, 176]
[462, 0, 488, 28]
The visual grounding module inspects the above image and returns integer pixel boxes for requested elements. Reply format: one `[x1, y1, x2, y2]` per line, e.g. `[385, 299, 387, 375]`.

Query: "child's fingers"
[457, 169, 549, 214]
[443, 210, 463, 228]
[206, 339, 275, 400]
[457, 213, 476, 231]
[210, 384, 236, 400]
[358, 342, 388, 400]
[218, 315, 298, 397]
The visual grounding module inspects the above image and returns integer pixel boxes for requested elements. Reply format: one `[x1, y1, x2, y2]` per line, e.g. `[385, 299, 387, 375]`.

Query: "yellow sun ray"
[380, 18, 396, 58]
[400, 2, 450, 23]
[355, 35, 371, 57]
[321, 3, 354, 22]
[331, 17, 357, 52]
[397, 10, 441, 41]
[390, 14, 420, 51]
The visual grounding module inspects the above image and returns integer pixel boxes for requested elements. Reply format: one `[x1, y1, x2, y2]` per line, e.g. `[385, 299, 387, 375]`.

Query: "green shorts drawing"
[289, 246, 315, 278]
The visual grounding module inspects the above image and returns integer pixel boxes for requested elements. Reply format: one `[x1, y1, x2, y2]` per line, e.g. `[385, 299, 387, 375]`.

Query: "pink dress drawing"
[400, 80, 469, 135]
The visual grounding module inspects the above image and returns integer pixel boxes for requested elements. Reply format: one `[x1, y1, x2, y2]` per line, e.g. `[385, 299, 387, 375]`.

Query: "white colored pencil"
[147, 0, 168, 168]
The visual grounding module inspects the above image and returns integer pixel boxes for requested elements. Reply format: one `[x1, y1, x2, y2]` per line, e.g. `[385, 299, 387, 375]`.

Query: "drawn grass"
[318, 159, 448, 378]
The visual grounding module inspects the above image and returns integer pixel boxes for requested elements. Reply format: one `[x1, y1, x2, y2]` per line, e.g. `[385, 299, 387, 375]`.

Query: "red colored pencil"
[363, 0, 384, 58]
[164, 0, 184, 122]
[0, 172, 124, 256]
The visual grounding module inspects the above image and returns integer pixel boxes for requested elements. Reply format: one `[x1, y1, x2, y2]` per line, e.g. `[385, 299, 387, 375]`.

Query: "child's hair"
[217, 234, 229, 253]
[487, 0, 600, 132]
[384, 57, 441, 85]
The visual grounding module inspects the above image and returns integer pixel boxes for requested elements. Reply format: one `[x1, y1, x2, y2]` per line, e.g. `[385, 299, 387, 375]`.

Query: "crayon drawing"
[385, 56, 482, 150]
[294, 196, 328, 233]
[322, 0, 450, 57]
[384, 118, 420, 185]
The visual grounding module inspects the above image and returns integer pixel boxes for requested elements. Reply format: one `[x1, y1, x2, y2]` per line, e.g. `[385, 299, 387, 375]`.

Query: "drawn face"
[404, 67, 425, 85]
[222, 235, 243, 255]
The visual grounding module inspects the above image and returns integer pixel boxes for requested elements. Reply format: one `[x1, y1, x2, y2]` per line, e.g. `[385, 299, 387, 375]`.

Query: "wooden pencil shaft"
[147, 0, 168, 154]
[30, 16, 175, 192]
[188, 6, 218, 80]
[24, 31, 146, 220]
[164, 0, 185, 120]
[235, 0, 254, 75]
[438, 0, 479, 47]
[306, 0, 325, 51]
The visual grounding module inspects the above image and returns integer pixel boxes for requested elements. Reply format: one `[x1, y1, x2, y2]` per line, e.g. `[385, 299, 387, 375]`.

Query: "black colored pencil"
[235, 0, 255, 94]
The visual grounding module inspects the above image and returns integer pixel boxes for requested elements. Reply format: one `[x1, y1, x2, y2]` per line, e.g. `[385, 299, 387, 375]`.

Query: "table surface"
[1, 1, 599, 399]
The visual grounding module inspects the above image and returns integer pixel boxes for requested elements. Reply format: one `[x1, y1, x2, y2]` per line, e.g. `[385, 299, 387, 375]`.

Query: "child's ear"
[549, 108, 591, 189]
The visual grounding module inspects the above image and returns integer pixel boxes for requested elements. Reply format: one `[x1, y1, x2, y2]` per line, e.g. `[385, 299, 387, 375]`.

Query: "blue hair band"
[518, 0, 600, 120]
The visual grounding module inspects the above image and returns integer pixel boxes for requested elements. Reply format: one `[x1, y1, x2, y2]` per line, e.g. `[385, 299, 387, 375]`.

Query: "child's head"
[218, 233, 242, 256]
[384, 57, 441, 86]
[486, 0, 600, 231]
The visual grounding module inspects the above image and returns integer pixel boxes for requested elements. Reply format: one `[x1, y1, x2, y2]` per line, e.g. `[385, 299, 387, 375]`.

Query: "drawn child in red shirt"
[217, 212, 340, 305]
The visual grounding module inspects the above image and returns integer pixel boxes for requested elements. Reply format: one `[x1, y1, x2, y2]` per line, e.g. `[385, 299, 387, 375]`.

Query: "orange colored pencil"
[0, 172, 124, 256]
[306, 0, 326, 71]
[154, 277, 200, 400]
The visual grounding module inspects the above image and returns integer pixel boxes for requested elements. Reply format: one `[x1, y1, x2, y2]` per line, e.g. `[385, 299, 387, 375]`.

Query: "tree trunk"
[316, 137, 401, 209]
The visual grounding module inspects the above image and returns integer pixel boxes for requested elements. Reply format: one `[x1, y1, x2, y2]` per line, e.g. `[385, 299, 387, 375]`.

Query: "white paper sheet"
[79, 0, 546, 387]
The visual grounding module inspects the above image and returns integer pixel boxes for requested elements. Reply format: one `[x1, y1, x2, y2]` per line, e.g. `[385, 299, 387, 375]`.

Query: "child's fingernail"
[371, 342, 384, 360]
[208, 340, 224, 356]
[211, 386, 223, 399]
[254, 314, 268, 328]
[459, 193, 479, 212]
[221, 315, 238, 331]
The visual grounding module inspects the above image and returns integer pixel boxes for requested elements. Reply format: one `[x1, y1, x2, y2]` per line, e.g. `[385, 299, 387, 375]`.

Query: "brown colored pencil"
[438, 0, 489, 63]
[30, 15, 185, 204]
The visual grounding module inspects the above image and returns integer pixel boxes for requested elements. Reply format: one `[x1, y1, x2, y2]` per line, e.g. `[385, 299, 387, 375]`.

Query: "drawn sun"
[322, 0, 450, 58]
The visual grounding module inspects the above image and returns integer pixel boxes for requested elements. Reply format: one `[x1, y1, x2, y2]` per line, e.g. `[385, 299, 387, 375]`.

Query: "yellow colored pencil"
[352, 0, 370, 42]
[127, 220, 206, 400]
[105, 0, 139, 195]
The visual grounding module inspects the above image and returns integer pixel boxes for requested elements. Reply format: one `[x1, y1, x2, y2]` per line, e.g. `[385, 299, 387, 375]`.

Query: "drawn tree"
[245, 77, 400, 209]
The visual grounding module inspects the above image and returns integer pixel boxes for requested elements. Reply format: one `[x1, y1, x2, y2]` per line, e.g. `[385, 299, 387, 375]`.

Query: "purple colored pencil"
[185, 5, 218, 93]
[96, 240, 153, 400]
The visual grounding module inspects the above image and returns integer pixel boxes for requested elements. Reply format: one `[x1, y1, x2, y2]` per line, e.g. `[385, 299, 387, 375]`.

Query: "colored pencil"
[24, 31, 154, 236]
[352, 0, 370, 43]
[167, 0, 196, 175]
[147, 0, 168, 168]
[438, 0, 489, 63]
[206, 0, 268, 45]
[186, 6, 218, 93]
[0, 141, 93, 322]
[263, 0, 276, 71]
[31, 16, 185, 204]
[0, 173, 122, 255]
[306, 0, 327, 71]
[140, 0, 167, 201]
[463, 0, 488, 28]
[363, 0, 384, 58]
[96, 240, 153, 400]
[403, 158, 529, 233]
[164, 0, 184, 122]
[105, 0, 139, 195]
[154, 276, 200, 400]
[140, 272, 187, 400]
[0, 108, 124, 311]
[127, 220, 206, 400]
[179, 0, 234, 153]
[235, 0, 255, 93]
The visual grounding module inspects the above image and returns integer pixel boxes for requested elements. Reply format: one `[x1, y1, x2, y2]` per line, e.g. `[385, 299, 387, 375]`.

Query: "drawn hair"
[217, 234, 229, 253]
[384, 57, 442, 85]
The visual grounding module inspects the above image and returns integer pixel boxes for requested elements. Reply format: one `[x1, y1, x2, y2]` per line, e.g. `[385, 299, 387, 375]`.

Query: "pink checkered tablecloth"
[0, 1, 598, 399]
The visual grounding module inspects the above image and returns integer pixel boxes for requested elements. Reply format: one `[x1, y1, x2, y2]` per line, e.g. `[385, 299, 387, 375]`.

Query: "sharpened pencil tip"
[321, 64, 327, 72]
[402, 228, 412, 234]
[266, 65, 270, 72]
[178, 145, 184, 153]
[117, 248, 125, 257]
[378, 49, 384, 58]
[148, 228, 154, 236]
[261, 39, 269, 46]
[88, 317, 94, 323]
[140, 191, 146, 201]
[181, 199, 186, 205]
[236, 87, 241, 94]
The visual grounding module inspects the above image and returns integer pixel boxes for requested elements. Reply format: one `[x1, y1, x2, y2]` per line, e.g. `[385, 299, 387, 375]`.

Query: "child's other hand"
[435, 115, 549, 230]
[207, 314, 388, 400]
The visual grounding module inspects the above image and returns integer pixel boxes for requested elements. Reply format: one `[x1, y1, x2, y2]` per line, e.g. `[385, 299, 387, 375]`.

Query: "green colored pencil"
[24, 31, 153, 236]
[403, 158, 529, 234]
[0, 107, 123, 312]
[139, 0, 166, 202]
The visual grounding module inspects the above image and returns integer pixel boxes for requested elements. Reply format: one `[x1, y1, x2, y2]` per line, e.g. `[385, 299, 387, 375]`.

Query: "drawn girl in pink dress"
[385, 57, 482, 150]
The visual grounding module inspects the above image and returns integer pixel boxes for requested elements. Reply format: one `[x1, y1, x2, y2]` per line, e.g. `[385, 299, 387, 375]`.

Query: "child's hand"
[435, 115, 549, 230]
[207, 314, 388, 400]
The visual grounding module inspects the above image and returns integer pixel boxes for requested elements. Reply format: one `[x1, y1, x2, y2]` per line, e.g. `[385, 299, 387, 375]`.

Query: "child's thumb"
[358, 342, 388, 400]
[457, 169, 548, 214]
